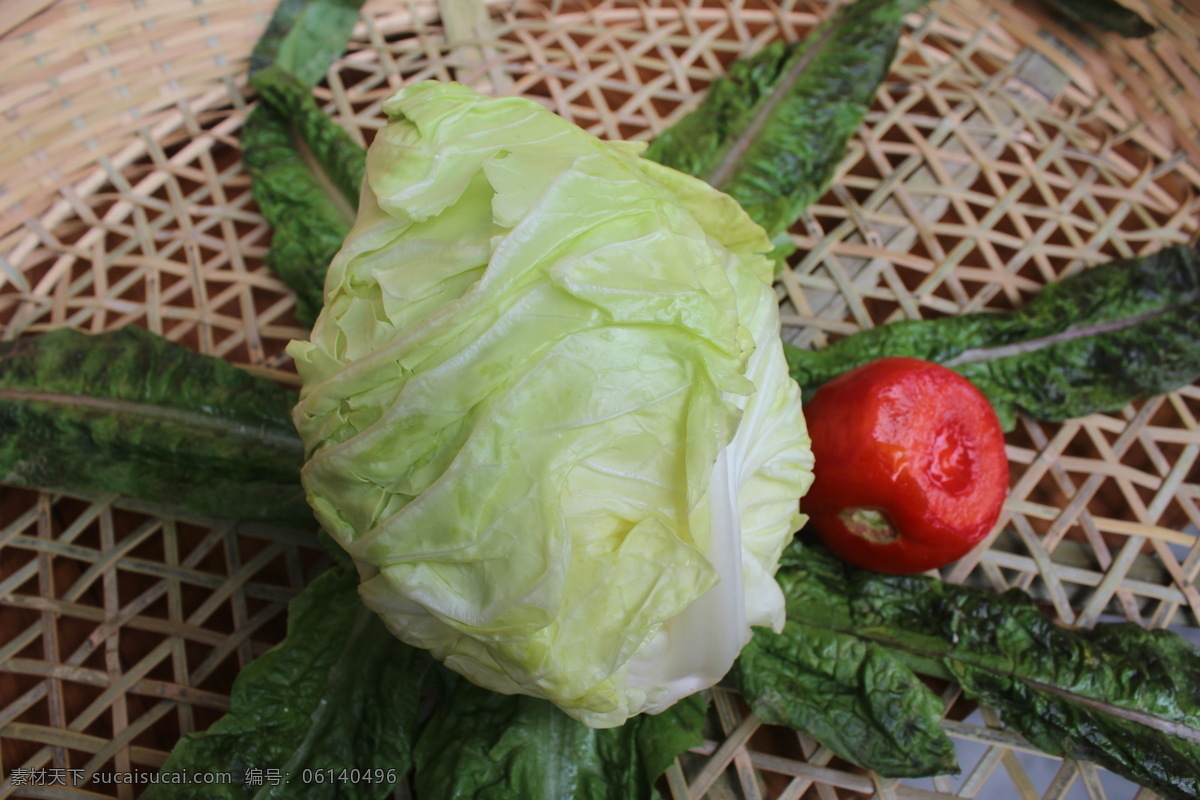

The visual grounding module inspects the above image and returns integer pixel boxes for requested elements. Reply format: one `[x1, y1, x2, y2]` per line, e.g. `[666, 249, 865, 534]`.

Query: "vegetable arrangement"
[2, 0, 1199, 798]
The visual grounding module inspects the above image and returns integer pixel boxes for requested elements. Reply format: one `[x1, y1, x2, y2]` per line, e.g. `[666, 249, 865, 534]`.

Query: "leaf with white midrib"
[644, 0, 928, 240]
[760, 542, 1200, 800]
[0, 326, 310, 524]
[0, 388, 304, 456]
[702, 22, 840, 192]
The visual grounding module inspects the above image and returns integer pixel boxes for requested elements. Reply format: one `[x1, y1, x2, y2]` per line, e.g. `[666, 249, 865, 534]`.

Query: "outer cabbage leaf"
[288, 81, 812, 727]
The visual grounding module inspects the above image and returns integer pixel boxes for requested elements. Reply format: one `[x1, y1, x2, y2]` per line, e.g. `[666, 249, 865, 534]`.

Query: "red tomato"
[803, 357, 1009, 574]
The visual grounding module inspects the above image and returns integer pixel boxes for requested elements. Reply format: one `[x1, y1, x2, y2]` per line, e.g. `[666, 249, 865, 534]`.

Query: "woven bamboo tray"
[2, 0, 1200, 797]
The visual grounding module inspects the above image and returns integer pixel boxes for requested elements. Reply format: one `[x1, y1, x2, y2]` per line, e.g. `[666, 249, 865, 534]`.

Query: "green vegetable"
[145, 564, 429, 800]
[741, 540, 1200, 798]
[644, 0, 927, 251]
[735, 620, 958, 777]
[948, 619, 1200, 799]
[785, 244, 1200, 429]
[243, 65, 366, 325]
[249, 0, 367, 87]
[414, 676, 706, 800]
[288, 80, 814, 728]
[145, 555, 705, 800]
[242, 0, 369, 322]
[0, 327, 309, 524]
[1036, 0, 1156, 37]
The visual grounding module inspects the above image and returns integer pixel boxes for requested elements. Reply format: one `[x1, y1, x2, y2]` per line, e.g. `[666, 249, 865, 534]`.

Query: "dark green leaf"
[145, 564, 430, 800]
[243, 0, 367, 324]
[644, 0, 927, 244]
[786, 244, 1200, 429]
[949, 626, 1200, 799]
[1036, 0, 1156, 37]
[775, 540, 1200, 800]
[413, 675, 707, 800]
[243, 66, 366, 324]
[0, 327, 309, 524]
[735, 622, 958, 777]
[249, 0, 367, 87]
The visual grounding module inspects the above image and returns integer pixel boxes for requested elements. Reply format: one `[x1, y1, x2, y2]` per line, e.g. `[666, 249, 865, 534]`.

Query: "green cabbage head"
[288, 81, 813, 728]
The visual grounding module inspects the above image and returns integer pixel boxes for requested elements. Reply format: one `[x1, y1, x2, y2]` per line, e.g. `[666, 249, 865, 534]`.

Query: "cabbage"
[287, 81, 813, 728]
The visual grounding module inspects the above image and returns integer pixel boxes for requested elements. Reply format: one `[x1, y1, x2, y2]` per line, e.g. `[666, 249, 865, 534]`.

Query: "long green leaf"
[0, 327, 309, 524]
[144, 564, 430, 800]
[249, 0, 367, 87]
[786, 244, 1200, 428]
[243, 66, 366, 325]
[762, 540, 1200, 800]
[734, 620, 958, 777]
[1036, 0, 1155, 37]
[644, 0, 926, 246]
[413, 676, 707, 800]
[243, 0, 367, 326]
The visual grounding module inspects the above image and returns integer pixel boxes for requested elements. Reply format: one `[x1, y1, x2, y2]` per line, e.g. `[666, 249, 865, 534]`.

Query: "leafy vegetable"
[947, 617, 1200, 799]
[288, 80, 814, 727]
[144, 561, 705, 800]
[786, 244, 1200, 429]
[735, 619, 957, 778]
[742, 540, 1200, 798]
[0, 326, 309, 524]
[249, 0, 367, 86]
[145, 563, 429, 799]
[644, 0, 926, 249]
[1036, 0, 1156, 37]
[243, 65, 366, 325]
[414, 676, 706, 800]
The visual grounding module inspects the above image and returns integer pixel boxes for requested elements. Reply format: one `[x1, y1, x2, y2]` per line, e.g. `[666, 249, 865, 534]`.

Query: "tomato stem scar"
[839, 507, 899, 545]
